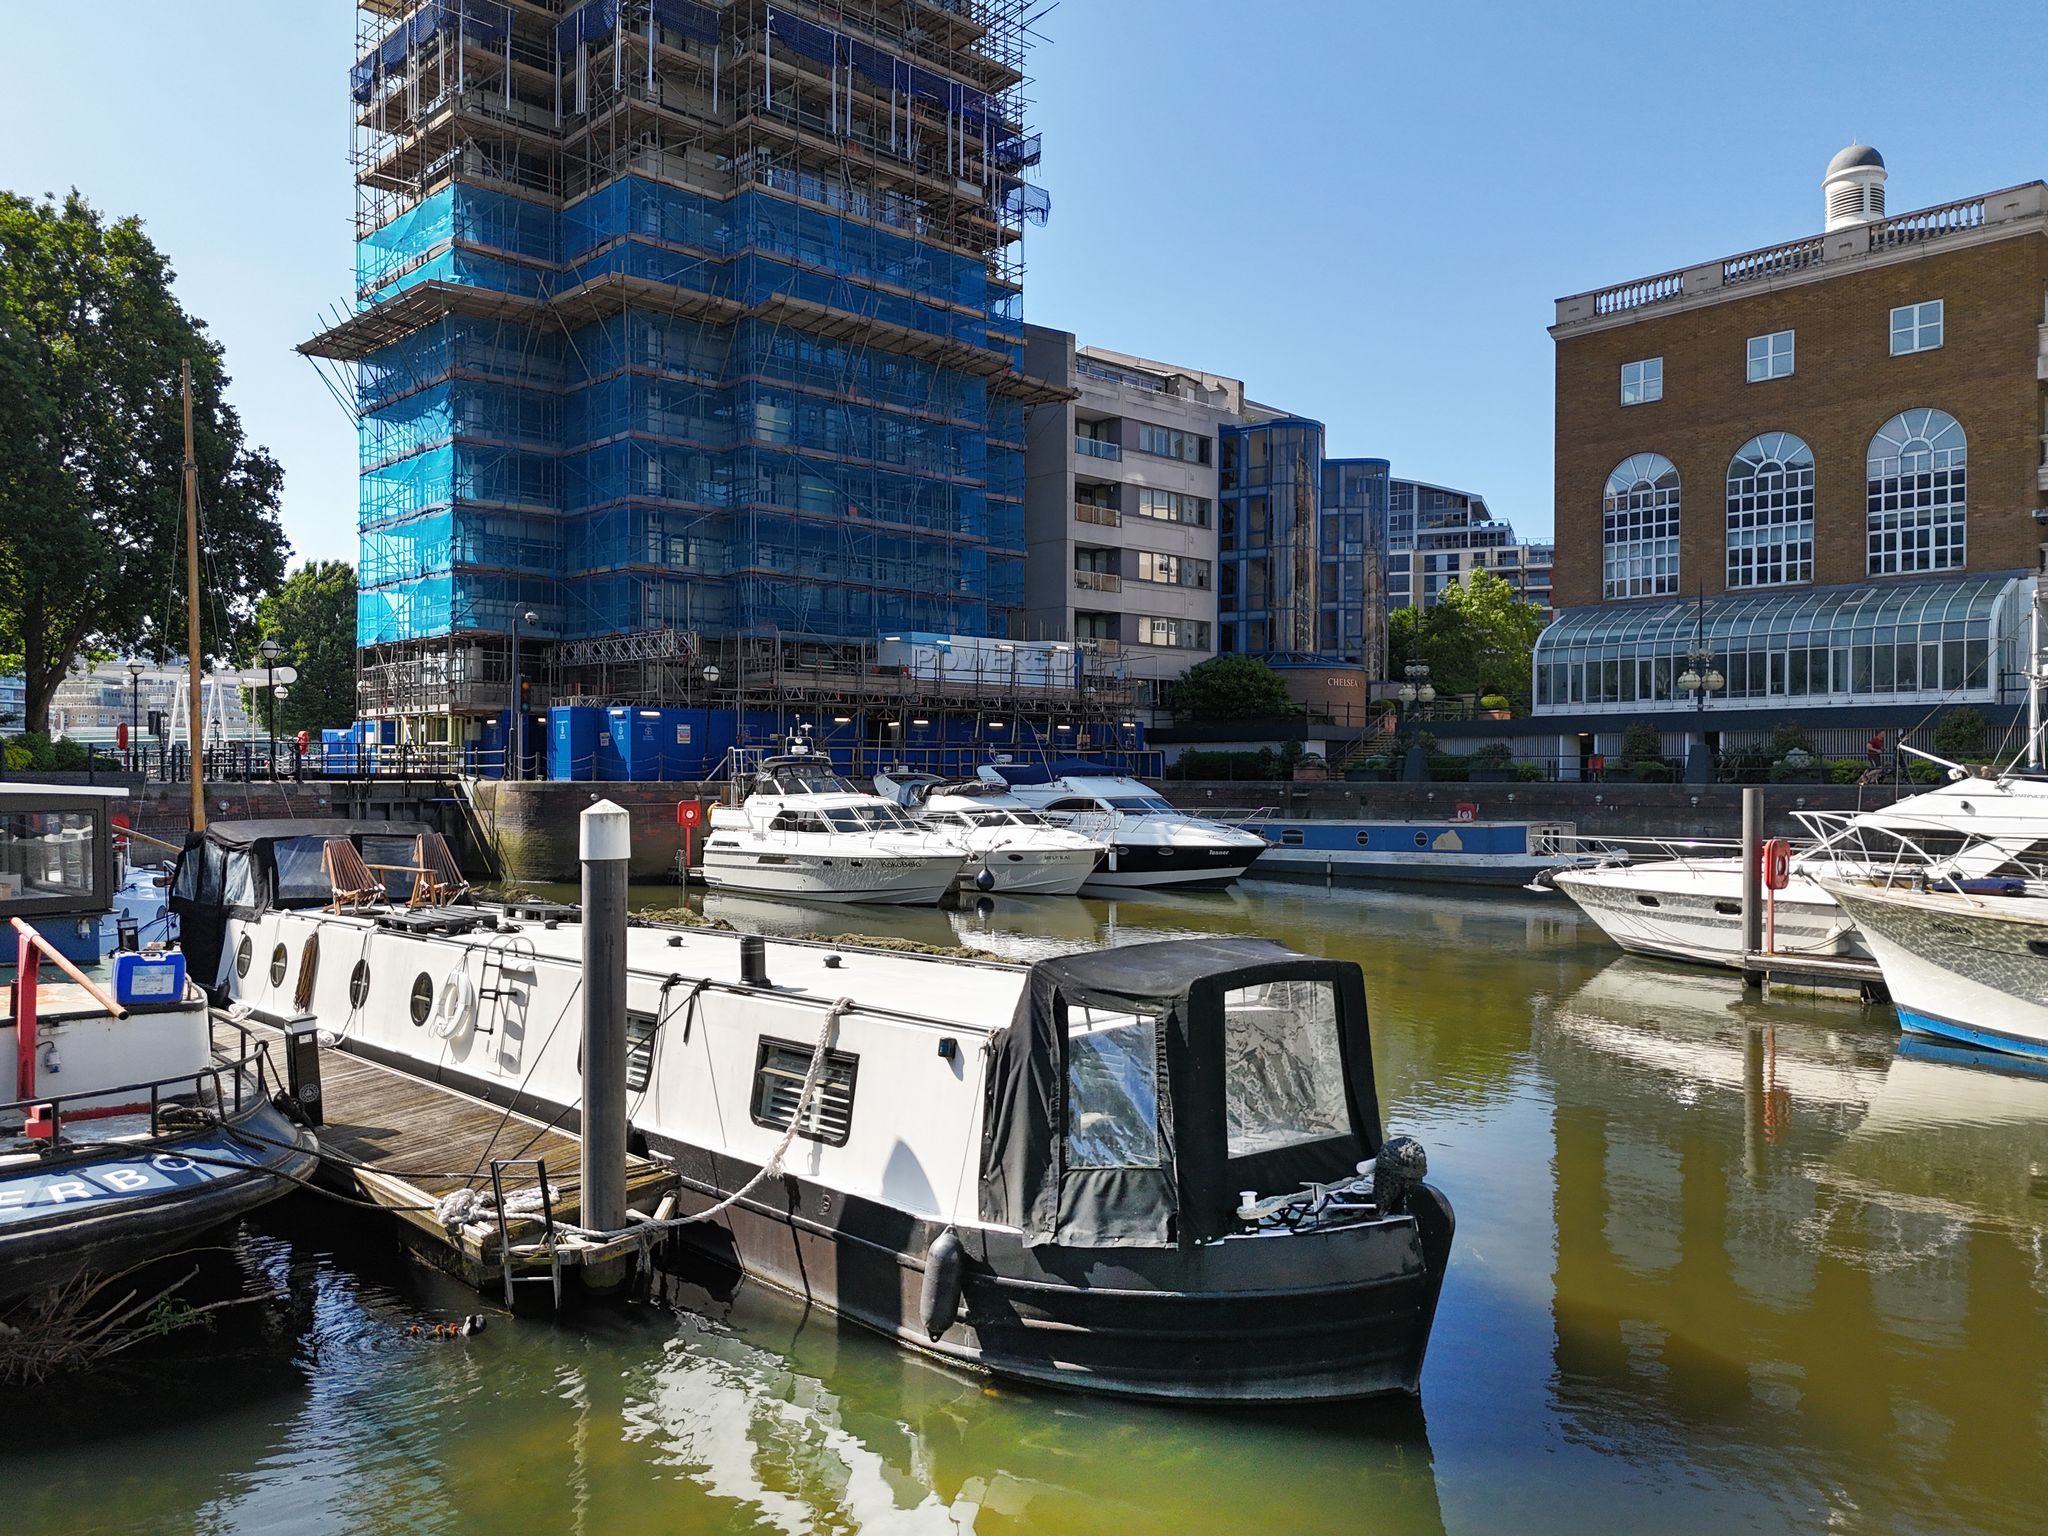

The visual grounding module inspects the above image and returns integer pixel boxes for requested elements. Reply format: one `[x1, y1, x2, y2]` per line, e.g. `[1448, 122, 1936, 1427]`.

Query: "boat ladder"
[474, 935, 540, 1035]
[488, 1156, 562, 1309]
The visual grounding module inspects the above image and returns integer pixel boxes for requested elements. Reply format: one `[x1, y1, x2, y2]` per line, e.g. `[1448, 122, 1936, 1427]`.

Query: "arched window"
[1603, 453, 1680, 599]
[1867, 409, 1965, 575]
[1726, 433, 1814, 589]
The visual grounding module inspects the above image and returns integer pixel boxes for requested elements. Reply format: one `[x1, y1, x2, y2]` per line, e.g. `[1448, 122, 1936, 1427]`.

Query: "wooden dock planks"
[237, 1015, 674, 1297]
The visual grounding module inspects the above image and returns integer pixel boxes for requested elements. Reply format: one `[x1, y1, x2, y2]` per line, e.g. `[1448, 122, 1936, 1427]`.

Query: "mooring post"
[580, 798, 630, 1233]
[1740, 785, 1764, 990]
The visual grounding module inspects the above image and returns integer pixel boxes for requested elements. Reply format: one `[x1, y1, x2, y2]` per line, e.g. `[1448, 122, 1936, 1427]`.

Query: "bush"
[1, 733, 115, 773]
[1170, 656, 1292, 722]
[1633, 760, 1679, 783]
[1716, 744, 1771, 784]
[1469, 741, 1513, 768]
[1277, 739, 1304, 774]
[1828, 757, 1863, 785]
[1514, 762, 1545, 782]
[1770, 721, 1812, 756]
[1907, 759, 1944, 784]
[1932, 706, 1988, 761]
[1479, 694, 1510, 712]
[1619, 720, 1662, 767]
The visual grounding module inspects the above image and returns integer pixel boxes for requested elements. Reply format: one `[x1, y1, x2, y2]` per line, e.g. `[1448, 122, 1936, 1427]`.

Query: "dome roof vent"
[1824, 143, 1887, 231]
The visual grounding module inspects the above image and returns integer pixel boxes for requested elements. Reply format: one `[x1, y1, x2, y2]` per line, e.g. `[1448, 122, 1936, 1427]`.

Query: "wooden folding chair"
[322, 838, 385, 913]
[411, 831, 471, 909]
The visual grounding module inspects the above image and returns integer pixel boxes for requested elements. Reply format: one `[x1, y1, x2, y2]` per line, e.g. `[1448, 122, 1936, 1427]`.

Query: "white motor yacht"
[873, 773, 1105, 895]
[1551, 765, 2048, 969]
[702, 754, 970, 906]
[978, 769, 1267, 891]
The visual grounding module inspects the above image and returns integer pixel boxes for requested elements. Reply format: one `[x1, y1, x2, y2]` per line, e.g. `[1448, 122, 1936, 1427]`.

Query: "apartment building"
[1021, 327, 1242, 707]
[1386, 479, 1553, 619]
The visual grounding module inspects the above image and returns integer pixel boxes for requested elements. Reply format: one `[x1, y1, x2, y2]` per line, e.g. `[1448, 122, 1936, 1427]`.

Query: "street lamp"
[509, 610, 539, 781]
[126, 660, 145, 774]
[257, 637, 282, 775]
[1396, 660, 1435, 721]
[1676, 590, 1723, 783]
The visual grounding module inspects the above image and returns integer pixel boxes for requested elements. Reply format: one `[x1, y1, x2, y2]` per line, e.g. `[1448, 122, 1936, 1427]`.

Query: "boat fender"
[973, 865, 996, 893]
[919, 1226, 965, 1341]
[431, 970, 479, 1041]
[1373, 1135, 1428, 1215]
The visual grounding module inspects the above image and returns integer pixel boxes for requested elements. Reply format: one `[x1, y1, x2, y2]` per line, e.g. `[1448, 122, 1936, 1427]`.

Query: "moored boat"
[872, 772, 1104, 895]
[978, 768, 1267, 891]
[173, 819, 1454, 1402]
[1247, 816, 1588, 887]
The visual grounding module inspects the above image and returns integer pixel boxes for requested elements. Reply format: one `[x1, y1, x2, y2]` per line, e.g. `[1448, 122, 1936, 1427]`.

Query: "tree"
[1170, 655, 1292, 721]
[1386, 570, 1546, 708]
[0, 191, 287, 734]
[253, 562, 358, 736]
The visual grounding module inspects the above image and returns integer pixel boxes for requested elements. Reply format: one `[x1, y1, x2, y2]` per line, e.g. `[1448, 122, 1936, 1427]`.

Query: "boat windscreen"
[1104, 796, 1175, 814]
[1222, 980, 1351, 1158]
[766, 766, 858, 796]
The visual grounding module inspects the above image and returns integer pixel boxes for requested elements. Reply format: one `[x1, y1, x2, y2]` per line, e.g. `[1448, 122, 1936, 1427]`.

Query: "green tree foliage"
[253, 562, 358, 736]
[1932, 705, 1988, 761]
[0, 191, 287, 734]
[1386, 570, 1545, 707]
[1170, 655, 1292, 721]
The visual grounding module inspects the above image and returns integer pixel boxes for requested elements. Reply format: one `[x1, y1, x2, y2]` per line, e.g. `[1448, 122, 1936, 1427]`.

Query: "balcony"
[1075, 436, 1122, 462]
[1074, 569, 1122, 593]
[2038, 322, 2048, 381]
[1075, 502, 1121, 528]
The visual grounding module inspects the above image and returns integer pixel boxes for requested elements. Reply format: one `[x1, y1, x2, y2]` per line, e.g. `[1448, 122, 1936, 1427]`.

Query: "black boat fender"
[919, 1226, 965, 1341]
[1373, 1136, 1428, 1215]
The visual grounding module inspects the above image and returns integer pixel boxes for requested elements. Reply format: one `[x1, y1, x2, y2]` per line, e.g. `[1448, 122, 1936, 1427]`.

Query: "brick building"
[1534, 146, 2046, 756]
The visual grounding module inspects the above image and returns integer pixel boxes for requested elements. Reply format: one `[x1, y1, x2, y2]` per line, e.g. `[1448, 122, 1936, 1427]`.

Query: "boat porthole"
[269, 943, 288, 987]
[349, 959, 372, 1009]
[2029, 940, 2048, 959]
[1413, 833, 1428, 849]
[409, 973, 434, 1026]
[235, 935, 253, 979]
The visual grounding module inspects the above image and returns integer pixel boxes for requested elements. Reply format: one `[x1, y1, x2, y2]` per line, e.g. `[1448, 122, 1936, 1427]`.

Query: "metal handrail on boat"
[0, 1016, 277, 1147]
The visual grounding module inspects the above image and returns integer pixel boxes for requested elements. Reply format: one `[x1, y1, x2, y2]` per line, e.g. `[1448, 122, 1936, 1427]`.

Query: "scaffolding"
[312, 0, 1049, 738]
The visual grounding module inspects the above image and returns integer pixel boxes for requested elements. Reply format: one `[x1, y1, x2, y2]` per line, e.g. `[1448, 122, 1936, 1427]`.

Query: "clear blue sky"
[0, 1, 2037, 564]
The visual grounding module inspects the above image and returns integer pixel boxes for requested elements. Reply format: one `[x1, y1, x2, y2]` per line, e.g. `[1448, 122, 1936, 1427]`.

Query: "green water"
[9, 878, 2048, 1534]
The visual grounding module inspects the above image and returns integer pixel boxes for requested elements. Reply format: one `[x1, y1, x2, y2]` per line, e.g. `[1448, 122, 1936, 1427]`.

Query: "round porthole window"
[235, 935, 254, 979]
[269, 943, 288, 987]
[350, 960, 372, 1010]
[409, 973, 434, 1026]
[1413, 833, 1429, 849]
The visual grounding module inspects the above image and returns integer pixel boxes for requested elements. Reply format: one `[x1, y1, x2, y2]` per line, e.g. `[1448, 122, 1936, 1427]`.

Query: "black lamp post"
[257, 637, 282, 777]
[1396, 661, 1434, 781]
[126, 660, 145, 774]
[1676, 591, 1724, 784]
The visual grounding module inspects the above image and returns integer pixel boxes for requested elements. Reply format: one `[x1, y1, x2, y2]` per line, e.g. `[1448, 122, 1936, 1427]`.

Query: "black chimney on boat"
[739, 934, 770, 988]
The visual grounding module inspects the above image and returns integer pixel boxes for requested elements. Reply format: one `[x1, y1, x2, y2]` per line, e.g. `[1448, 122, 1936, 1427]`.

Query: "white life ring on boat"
[431, 970, 479, 1041]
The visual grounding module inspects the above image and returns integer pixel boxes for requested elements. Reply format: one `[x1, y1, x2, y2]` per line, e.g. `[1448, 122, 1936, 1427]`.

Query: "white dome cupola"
[1824, 143, 1887, 231]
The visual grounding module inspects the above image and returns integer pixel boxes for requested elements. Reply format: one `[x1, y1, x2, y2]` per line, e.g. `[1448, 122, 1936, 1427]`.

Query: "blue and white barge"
[1241, 816, 1588, 887]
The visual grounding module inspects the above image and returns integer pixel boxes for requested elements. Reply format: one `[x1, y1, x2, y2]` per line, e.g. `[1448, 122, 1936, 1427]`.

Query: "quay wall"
[465, 777, 1915, 883]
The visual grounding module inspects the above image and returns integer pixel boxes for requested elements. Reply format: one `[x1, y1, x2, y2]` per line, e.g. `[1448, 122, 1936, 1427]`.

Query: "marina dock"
[238, 1015, 675, 1304]
[1739, 950, 1889, 1002]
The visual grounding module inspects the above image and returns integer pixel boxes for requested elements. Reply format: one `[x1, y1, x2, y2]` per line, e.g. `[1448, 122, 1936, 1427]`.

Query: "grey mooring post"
[580, 799, 631, 1232]
[1740, 786, 1764, 989]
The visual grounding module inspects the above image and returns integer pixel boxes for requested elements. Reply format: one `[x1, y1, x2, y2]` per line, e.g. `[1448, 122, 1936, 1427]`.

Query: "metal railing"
[1074, 569, 1121, 593]
[1074, 436, 1122, 462]
[1075, 502, 1121, 527]
[1, 1017, 276, 1149]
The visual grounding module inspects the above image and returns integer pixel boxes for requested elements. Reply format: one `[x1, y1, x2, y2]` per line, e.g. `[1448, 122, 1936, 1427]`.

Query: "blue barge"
[1238, 817, 1586, 887]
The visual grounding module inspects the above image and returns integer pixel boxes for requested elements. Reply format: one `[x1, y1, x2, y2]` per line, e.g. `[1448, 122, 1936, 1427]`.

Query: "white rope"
[625, 996, 852, 1234]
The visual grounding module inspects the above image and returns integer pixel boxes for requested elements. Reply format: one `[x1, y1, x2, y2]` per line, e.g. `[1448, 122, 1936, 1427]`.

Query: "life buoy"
[1762, 838, 1792, 892]
[431, 970, 478, 1041]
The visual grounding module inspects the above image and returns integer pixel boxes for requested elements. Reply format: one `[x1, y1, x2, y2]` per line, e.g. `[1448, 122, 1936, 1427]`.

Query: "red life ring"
[1761, 838, 1792, 892]
[676, 800, 703, 828]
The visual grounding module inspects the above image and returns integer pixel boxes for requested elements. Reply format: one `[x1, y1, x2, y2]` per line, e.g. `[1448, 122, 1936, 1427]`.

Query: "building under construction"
[303, 0, 1120, 764]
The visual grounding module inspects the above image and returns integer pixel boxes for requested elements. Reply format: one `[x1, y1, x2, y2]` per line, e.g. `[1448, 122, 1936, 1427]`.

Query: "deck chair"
[411, 831, 471, 909]
[322, 838, 385, 914]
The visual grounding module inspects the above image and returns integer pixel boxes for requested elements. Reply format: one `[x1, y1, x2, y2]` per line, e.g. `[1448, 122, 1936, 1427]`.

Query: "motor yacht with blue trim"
[174, 818, 1453, 1402]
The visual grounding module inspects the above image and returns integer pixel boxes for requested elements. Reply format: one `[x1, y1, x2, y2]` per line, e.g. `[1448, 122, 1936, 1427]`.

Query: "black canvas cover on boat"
[981, 938, 1384, 1249]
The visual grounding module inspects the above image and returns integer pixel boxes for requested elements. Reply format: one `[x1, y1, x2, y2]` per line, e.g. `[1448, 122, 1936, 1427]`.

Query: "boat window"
[1355, 832, 1372, 848]
[409, 973, 434, 1026]
[1222, 980, 1350, 1158]
[235, 935, 253, 979]
[1104, 796, 1174, 814]
[1635, 894, 1661, 908]
[1044, 798, 1095, 813]
[751, 1037, 858, 1145]
[268, 943, 288, 987]
[1065, 1008, 1162, 1169]
[626, 1010, 658, 1093]
[273, 836, 335, 906]
[363, 836, 422, 901]
[172, 843, 220, 902]
[1413, 833, 1428, 849]
[0, 810, 101, 905]
[822, 808, 863, 833]
[1280, 829, 1305, 846]
[1714, 900, 1741, 916]
[349, 959, 371, 1009]
[223, 852, 259, 909]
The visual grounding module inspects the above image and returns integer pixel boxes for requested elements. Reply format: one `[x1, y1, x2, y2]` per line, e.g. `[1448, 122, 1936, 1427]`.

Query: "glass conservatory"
[1532, 572, 2032, 715]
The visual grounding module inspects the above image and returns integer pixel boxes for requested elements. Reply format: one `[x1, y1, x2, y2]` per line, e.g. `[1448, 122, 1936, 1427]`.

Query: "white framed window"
[1726, 432, 1814, 588]
[1602, 452, 1680, 599]
[1867, 408, 1965, 575]
[1747, 330, 1794, 382]
[1890, 300, 1943, 355]
[1620, 358, 1662, 406]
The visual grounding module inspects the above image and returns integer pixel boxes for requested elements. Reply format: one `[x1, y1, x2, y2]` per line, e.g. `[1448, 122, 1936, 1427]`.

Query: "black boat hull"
[658, 1139, 1454, 1403]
